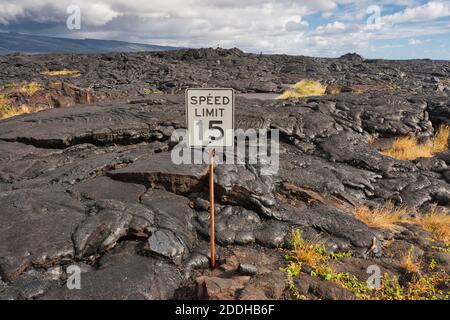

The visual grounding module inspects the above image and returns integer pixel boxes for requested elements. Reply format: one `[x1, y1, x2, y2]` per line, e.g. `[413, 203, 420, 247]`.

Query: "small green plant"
[280, 262, 301, 278]
[281, 230, 359, 299]
[429, 259, 437, 271]
[311, 265, 372, 297]
[432, 243, 450, 253]
[0, 93, 11, 100]
[279, 262, 304, 299]
[311, 265, 334, 281]
[329, 251, 352, 260]
[374, 274, 404, 300]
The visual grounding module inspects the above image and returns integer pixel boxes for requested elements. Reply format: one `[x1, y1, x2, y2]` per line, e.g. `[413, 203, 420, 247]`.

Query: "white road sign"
[186, 88, 234, 148]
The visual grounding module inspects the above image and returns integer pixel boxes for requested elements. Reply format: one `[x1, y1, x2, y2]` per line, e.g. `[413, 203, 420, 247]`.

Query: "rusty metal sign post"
[209, 149, 216, 268]
[186, 88, 234, 269]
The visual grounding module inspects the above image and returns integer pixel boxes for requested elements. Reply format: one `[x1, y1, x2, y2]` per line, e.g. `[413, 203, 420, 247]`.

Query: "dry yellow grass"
[19, 82, 41, 96]
[289, 229, 327, 268]
[381, 136, 432, 160]
[277, 80, 326, 99]
[0, 82, 45, 119]
[325, 83, 341, 95]
[355, 202, 409, 231]
[367, 134, 376, 145]
[0, 103, 36, 119]
[43, 69, 80, 76]
[415, 207, 450, 243]
[0, 94, 13, 119]
[431, 125, 450, 153]
[381, 125, 450, 160]
[356, 201, 450, 242]
[143, 88, 163, 94]
[401, 246, 421, 274]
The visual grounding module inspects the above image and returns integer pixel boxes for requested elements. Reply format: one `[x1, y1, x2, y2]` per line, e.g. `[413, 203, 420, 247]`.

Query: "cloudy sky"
[0, 0, 449, 59]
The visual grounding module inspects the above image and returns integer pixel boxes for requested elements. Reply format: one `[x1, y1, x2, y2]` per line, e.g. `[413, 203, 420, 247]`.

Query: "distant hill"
[0, 32, 179, 55]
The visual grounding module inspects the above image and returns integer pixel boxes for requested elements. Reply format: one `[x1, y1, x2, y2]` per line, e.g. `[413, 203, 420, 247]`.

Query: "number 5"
[209, 120, 224, 141]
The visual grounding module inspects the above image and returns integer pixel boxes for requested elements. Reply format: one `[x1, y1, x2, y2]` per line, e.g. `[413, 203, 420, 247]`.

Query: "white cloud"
[0, 1, 120, 26]
[380, 44, 403, 49]
[83, 3, 120, 26]
[408, 38, 422, 45]
[0, 0, 448, 58]
[0, 3, 24, 25]
[285, 18, 309, 32]
[315, 21, 346, 34]
[0, 0, 338, 53]
[383, 1, 450, 25]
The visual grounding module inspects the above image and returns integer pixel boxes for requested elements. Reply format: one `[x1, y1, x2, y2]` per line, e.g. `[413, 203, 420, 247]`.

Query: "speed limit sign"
[186, 88, 234, 148]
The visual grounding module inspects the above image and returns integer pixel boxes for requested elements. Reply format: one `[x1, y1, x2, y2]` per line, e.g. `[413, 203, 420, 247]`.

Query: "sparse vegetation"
[381, 125, 450, 160]
[367, 134, 376, 145]
[281, 230, 362, 299]
[429, 259, 437, 271]
[287, 229, 328, 267]
[277, 80, 326, 99]
[432, 124, 450, 153]
[282, 229, 450, 300]
[415, 206, 450, 243]
[279, 262, 304, 299]
[3, 82, 19, 89]
[325, 83, 341, 95]
[311, 265, 372, 296]
[355, 202, 450, 245]
[19, 82, 41, 96]
[401, 246, 421, 274]
[43, 69, 80, 76]
[312, 265, 449, 300]
[283, 229, 351, 268]
[0, 82, 45, 119]
[372, 272, 450, 300]
[143, 88, 163, 94]
[0, 93, 15, 119]
[432, 243, 450, 254]
[355, 202, 409, 231]
[0, 100, 34, 119]
[1, 81, 41, 96]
